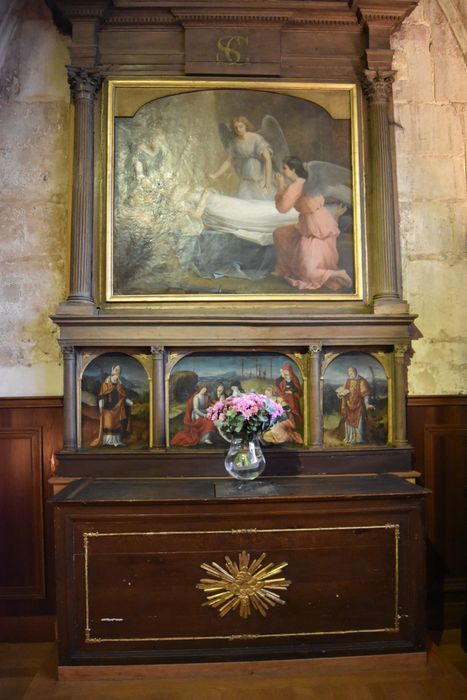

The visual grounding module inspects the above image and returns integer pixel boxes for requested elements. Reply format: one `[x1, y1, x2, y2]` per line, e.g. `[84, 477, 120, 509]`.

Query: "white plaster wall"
[0, 0, 69, 396]
[392, 0, 467, 395]
[0, 0, 465, 397]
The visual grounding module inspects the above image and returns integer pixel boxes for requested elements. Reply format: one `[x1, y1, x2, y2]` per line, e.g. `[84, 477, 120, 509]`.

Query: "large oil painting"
[80, 352, 150, 449]
[323, 352, 389, 447]
[106, 80, 363, 301]
[168, 352, 305, 448]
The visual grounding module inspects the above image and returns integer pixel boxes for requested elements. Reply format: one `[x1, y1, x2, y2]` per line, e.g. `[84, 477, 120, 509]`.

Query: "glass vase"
[224, 435, 266, 481]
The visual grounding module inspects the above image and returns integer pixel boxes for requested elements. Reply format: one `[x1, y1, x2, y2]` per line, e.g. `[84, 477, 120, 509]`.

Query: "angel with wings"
[208, 115, 288, 201]
[272, 156, 352, 291]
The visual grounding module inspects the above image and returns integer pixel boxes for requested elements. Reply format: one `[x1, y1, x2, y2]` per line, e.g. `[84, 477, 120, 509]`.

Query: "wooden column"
[62, 66, 102, 314]
[308, 344, 323, 448]
[62, 346, 77, 450]
[362, 70, 407, 314]
[152, 346, 166, 448]
[393, 343, 409, 446]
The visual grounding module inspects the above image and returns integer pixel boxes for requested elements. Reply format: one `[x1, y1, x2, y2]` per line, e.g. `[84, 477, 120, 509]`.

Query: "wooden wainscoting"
[0, 395, 465, 642]
[407, 396, 467, 631]
[0, 397, 63, 641]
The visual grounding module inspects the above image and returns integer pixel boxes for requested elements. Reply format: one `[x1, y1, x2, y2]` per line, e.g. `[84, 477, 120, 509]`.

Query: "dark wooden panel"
[281, 28, 364, 57]
[54, 446, 415, 477]
[84, 526, 398, 642]
[407, 396, 467, 629]
[0, 397, 63, 630]
[423, 425, 467, 579]
[0, 428, 44, 598]
[0, 615, 55, 643]
[100, 28, 184, 53]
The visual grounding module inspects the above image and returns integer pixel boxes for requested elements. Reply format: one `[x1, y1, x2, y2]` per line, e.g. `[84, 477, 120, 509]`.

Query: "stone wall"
[0, 0, 465, 397]
[0, 0, 69, 396]
[392, 0, 467, 395]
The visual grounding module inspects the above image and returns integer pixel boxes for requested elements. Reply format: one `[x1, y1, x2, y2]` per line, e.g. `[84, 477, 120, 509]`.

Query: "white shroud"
[201, 192, 298, 246]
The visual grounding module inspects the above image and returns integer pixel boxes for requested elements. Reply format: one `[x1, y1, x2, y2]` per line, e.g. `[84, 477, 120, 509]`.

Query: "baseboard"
[58, 650, 428, 681]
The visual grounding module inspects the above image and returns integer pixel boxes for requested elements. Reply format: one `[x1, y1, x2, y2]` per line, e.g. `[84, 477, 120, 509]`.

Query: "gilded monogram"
[216, 36, 249, 65]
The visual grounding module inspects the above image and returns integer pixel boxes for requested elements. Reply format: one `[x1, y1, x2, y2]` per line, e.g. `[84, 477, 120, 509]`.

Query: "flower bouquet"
[207, 392, 285, 481]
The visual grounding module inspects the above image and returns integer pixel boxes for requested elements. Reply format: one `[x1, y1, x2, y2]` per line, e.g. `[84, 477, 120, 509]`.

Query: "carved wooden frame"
[50, 0, 421, 477]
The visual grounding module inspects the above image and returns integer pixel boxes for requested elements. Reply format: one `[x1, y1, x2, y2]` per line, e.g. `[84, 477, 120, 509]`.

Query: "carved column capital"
[362, 70, 396, 103]
[308, 344, 323, 355]
[66, 66, 102, 102]
[151, 345, 166, 359]
[394, 342, 409, 357]
[61, 345, 76, 359]
[394, 343, 412, 368]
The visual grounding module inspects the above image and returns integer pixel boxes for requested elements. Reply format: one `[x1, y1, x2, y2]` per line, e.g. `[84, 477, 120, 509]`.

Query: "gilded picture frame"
[103, 79, 365, 304]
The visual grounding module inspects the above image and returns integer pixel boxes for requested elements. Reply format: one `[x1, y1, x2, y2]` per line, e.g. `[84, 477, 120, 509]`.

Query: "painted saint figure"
[262, 387, 303, 445]
[337, 367, 375, 444]
[275, 362, 303, 428]
[229, 381, 245, 397]
[171, 385, 216, 447]
[91, 365, 134, 447]
[215, 383, 228, 402]
[272, 157, 352, 291]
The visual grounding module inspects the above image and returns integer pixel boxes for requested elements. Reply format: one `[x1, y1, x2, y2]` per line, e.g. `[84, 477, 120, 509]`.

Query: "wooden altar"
[53, 474, 427, 670]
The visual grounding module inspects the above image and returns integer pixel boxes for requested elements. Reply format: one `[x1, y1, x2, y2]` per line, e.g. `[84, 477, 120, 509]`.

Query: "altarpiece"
[48, 0, 426, 670]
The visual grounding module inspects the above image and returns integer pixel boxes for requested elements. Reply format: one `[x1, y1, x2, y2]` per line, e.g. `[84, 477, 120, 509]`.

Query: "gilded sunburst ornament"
[196, 550, 291, 619]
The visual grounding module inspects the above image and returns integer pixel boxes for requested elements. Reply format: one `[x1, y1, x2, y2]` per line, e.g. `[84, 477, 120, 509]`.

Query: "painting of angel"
[272, 157, 352, 291]
[323, 353, 388, 447]
[109, 82, 360, 299]
[208, 114, 287, 200]
[168, 352, 305, 448]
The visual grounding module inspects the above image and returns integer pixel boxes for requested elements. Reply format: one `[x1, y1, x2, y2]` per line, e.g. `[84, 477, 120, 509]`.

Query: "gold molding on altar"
[82, 523, 399, 643]
[196, 550, 291, 619]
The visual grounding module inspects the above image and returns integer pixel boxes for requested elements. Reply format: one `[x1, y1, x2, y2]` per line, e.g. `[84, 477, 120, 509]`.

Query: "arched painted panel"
[81, 352, 150, 449]
[323, 352, 388, 447]
[168, 351, 305, 448]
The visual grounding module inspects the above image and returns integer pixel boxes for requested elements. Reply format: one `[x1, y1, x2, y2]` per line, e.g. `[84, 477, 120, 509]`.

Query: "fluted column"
[362, 70, 407, 313]
[393, 343, 409, 446]
[62, 346, 77, 450]
[64, 66, 102, 312]
[308, 344, 323, 448]
[152, 346, 166, 448]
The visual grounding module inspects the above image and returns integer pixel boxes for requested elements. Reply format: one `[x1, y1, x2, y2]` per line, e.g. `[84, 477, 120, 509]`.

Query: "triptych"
[78, 349, 391, 451]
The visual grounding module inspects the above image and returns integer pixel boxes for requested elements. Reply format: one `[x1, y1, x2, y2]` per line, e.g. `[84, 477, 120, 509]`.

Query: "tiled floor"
[0, 633, 466, 700]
